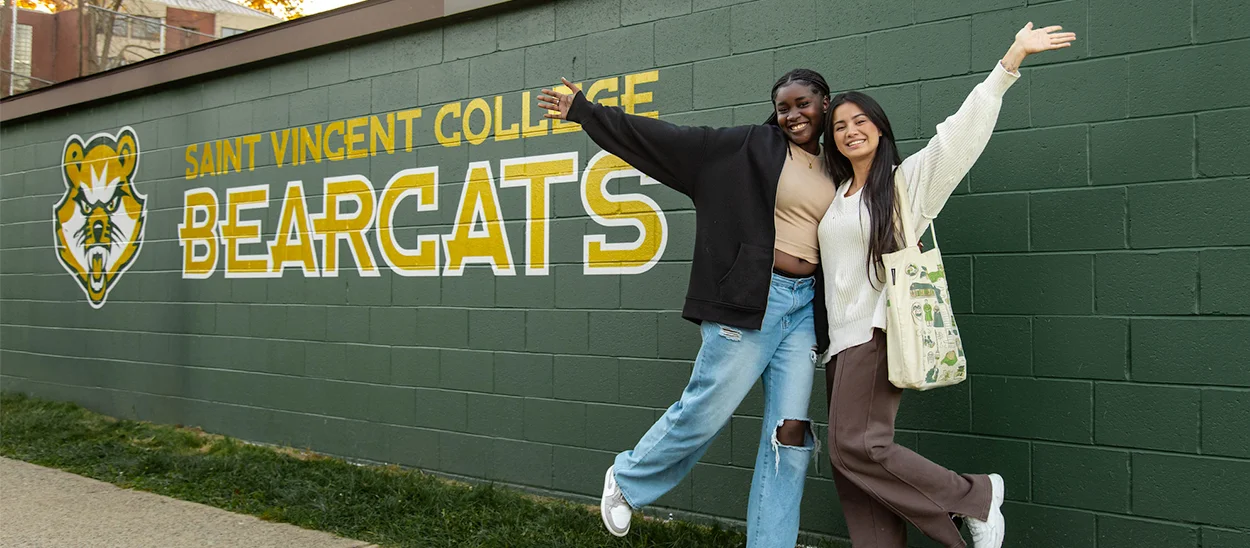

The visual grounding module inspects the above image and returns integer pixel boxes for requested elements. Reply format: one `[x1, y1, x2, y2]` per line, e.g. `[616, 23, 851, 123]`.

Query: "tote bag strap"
[893, 169, 918, 248]
[893, 169, 938, 251]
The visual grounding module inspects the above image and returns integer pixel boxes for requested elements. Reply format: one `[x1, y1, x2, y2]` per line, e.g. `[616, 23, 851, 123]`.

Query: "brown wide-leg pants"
[825, 329, 991, 548]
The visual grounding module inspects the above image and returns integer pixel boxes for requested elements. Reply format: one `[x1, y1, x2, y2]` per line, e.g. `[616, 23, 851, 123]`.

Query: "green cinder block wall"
[2, 1, 1248, 546]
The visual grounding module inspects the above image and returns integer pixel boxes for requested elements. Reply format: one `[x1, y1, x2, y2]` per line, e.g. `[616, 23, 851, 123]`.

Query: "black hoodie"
[567, 91, 831, 356]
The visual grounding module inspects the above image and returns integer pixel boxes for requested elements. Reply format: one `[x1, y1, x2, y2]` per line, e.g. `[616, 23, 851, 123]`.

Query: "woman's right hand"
[536, 77, 579, 121]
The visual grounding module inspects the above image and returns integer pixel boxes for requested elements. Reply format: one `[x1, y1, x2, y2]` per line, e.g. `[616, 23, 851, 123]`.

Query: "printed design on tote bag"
[52, 126, 147, 309]
[901, 263, 965, 384]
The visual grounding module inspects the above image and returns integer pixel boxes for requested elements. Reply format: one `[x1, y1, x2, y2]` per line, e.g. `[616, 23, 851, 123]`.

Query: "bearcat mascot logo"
[53, 126, 147, 309]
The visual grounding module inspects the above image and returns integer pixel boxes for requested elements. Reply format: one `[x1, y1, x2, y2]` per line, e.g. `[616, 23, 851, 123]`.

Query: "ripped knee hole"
[775, 419, 811, 447]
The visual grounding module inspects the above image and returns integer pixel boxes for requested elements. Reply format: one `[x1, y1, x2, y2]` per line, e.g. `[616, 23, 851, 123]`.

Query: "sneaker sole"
[601, 468, 628, 537]
[989, 473, 1005, 507]
[988, 474, 1006, 548]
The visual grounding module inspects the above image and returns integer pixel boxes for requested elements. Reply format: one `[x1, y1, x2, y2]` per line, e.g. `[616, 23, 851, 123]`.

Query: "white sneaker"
[965, 473, 1005, 548]
[600, 466, 632, 537]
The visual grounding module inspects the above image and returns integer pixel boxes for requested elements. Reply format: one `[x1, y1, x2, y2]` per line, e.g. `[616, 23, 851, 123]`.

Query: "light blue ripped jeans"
[614, 272, 819, 548]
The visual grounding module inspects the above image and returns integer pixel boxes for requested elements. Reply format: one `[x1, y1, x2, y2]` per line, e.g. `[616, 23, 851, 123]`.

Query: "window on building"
[220, 27, 247, 38]
[111, 15, 129, 37]
[179, 25, 198, 40]
[131, 15, 161, 41]
[12, 24, 33, 93]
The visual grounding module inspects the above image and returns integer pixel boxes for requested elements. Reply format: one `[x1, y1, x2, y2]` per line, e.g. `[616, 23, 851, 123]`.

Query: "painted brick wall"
[2, 1, 1249, 546]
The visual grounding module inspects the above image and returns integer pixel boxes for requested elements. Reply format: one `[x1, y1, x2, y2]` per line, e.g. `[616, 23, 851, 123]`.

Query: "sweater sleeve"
[897, 62, 1020, 226]
[567, 90, 717, 199]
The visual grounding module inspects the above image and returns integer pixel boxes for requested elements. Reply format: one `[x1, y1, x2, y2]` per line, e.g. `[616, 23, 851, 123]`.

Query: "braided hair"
[765, 68, 831, 127]
[766, 69, 831, 164]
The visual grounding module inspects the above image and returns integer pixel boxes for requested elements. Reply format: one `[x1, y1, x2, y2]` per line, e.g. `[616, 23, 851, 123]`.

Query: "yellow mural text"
[177, 188, 220, 279]
[181, 70, 660, 179]
[219, 186, 271, 277]
[581, 151, 668, 275]
[311, 176, 381, 277]
[434, 71, 659, 147]
[179, 152, 668, 279]
[378, 168, 440, 276]
[268, 182, 319, 276]
[183, 110, 422, 180]
[499, 153, 579, 276]
[442, 162, 515, 275]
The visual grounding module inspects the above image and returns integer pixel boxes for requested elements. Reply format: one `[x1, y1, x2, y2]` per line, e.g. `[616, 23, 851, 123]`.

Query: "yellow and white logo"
[53, 126, 147, 309]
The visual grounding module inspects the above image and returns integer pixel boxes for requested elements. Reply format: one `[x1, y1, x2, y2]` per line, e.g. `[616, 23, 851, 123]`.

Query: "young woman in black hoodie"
[538, 70, 838, 548]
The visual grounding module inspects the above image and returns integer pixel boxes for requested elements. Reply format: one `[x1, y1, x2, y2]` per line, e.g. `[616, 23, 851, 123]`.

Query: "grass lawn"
[0, 392, 844, 547]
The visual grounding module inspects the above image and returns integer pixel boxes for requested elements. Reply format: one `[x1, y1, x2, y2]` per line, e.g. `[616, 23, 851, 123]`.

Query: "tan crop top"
[774, 143, 837, 263]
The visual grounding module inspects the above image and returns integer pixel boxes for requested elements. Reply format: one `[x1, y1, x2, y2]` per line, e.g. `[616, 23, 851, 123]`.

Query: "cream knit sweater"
[817, 62, 1020, 363]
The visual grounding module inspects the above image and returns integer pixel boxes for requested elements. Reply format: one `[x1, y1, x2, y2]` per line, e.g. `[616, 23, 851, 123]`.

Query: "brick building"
[1, 0, 278, 96]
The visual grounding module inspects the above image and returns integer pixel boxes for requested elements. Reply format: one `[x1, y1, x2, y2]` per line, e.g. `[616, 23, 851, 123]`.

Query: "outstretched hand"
[1015, 22, 1077, 54]
[536, 77, 579, 120]
[1001, 22, 1077, 72]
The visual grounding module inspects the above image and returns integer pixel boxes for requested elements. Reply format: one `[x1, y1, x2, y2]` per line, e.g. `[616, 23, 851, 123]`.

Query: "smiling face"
[773, 82, 827, 148]
[830, 102, 882, 163]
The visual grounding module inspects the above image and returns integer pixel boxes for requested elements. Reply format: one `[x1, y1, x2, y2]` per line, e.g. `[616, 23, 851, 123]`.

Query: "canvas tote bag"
[882, 171, 968, 390]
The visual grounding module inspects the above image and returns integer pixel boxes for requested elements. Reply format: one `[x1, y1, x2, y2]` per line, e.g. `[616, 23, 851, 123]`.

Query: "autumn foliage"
[14, 0, 73, 12]
[9, 1, 308, 20]
[235, 0, 306, 19]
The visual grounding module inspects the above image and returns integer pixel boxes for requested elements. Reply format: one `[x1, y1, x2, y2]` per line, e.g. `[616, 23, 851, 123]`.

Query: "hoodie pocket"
[716, 243, 772, 309]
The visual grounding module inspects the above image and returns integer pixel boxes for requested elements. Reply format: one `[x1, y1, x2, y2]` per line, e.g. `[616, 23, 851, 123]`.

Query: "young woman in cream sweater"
[816, 23, 1076, 548]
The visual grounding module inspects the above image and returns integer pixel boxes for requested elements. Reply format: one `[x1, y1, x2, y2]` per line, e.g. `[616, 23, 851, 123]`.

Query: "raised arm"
[538, 78, 727, 199]
[899, 23, 1076, 223]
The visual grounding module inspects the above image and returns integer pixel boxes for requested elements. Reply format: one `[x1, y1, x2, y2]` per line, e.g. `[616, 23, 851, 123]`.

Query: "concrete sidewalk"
[0, 456, 378, 548]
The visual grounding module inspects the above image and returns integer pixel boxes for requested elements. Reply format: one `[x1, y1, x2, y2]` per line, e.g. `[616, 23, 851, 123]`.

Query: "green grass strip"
[0, 392, 842, 547]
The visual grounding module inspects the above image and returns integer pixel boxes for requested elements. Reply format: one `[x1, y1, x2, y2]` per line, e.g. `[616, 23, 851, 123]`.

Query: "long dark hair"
[823, 91, 903, 286]
[765, 69, 830, 129]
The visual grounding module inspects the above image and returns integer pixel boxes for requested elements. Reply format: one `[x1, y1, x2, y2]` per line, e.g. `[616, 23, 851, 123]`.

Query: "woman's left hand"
[1002, 22, 1077, 72]
[1015, 22, 1077, 55]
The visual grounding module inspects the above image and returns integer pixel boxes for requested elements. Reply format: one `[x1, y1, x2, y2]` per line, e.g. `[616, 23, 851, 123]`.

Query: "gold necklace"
[792, 143, 818, 169]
